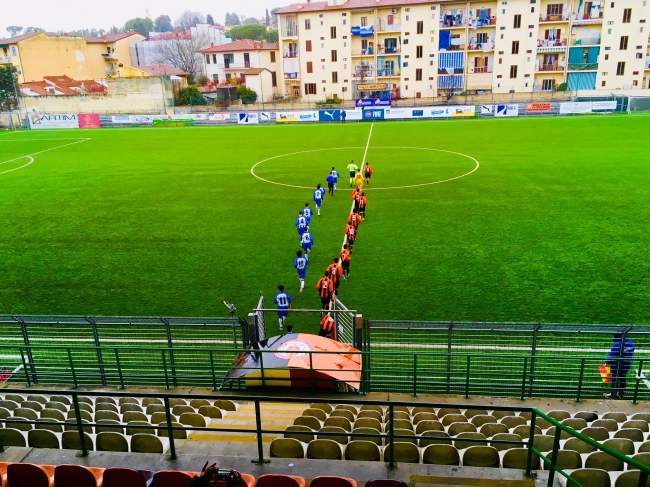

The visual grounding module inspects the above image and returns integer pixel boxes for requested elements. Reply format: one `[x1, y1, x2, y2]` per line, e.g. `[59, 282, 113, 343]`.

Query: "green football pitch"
[1, 115, 650, 336]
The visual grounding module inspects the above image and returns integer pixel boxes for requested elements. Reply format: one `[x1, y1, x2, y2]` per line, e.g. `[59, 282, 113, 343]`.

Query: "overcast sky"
[1, 0, 291, 37]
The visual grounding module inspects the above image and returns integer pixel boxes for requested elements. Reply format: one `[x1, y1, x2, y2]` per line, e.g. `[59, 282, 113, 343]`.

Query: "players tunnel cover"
[223, 334, 361, 390]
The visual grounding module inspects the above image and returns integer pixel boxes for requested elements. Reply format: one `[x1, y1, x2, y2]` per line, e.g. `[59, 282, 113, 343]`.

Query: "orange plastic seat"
[7, 463, 55, 487]
[54, 464, 104, 487]
[216, 473, 255, 487]
[255, 474, 306, 487]
[365, 481, 408, 487]
[0, 462, 8, 486]
[150, 470, 192, 487]
[311, 476, 357, 487]
[103, 468, 148, 487]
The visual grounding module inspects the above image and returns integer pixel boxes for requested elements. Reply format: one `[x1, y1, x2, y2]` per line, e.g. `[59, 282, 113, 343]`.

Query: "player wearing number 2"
[274, 285, 292, 330]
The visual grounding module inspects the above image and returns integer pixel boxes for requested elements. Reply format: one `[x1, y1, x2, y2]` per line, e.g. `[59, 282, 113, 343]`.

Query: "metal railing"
[570, 37, 601, 46]
[539, 14, 569, 22]
[536, 64, 565, 72]
[568, 62, 598, 71]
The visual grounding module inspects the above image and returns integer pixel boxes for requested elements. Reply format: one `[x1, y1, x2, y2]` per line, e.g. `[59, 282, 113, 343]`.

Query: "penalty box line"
[0, 138, 91, 168]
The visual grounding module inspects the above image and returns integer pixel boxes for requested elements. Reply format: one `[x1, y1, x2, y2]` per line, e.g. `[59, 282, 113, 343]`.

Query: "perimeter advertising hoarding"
[28, 114, 79, 129]
[592, 101, 617, 111]
[318, 110, 342, 122]
[450, 106, 476, 117]
[361, 108, 385, 120]
[79, 114, 101, 128]
[111, 115, 154, 124]
[526, 103, 552, 113]
[345, 109, 363, 121]
[208, 113, 231, 122]
[559, 102, 593, 114]
[276, 111, 319, 123]
[355, 98, 392, 107]
[238, 113, 259, 124]
[496, 104, 519, 117]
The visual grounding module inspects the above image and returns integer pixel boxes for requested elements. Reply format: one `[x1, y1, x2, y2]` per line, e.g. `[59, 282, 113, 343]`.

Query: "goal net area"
[628, 96, 650, 113]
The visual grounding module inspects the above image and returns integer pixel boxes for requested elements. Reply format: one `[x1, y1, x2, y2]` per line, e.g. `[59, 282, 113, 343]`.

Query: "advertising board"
[450, 106, 476, 118]
[208, 113, 231, 122]
[79, 114, 101, 128]
[559, 102, 593, 114]
[28, 114, 79, 129]
[276, 111, 319, 123]
[592, 101, 617, 111]
[238, 113, 259, 124]
[355, 98, 392, 107]
[319, 110, 342, 122]
[361, 108, 385, 120]
[111, 115, 154, 124]
[496, 104, 519, 117]
[526, 102, 552, 113]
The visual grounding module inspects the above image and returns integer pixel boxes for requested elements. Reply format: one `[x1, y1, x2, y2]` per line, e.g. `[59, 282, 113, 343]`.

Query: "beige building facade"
[277, 0, 650, 101]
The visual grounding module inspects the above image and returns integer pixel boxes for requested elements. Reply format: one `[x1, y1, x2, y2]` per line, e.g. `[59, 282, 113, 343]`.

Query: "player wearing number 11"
[274, 285, 292, 330]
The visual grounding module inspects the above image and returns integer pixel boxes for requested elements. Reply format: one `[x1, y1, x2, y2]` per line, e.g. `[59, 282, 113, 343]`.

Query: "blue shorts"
[278, 309, 289, 319]
[297, 270, 306, 279]
[305, 218, 311, 225]
[298, 227, 305, 235]
[302, 243, 312, 252]
[315, 199, 323, 208]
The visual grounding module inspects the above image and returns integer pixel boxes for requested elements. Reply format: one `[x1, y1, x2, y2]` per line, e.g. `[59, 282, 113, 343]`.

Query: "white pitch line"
[0, 156, 34, 176]
[0, 138, 90, 175]
[0, 138, 91, 142]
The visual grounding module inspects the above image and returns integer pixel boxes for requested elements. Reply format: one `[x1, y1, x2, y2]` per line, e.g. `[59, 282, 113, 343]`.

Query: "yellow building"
[277, 0, 650, 101]
[108, 65, 190, 87]
[0, 32, 144, 83]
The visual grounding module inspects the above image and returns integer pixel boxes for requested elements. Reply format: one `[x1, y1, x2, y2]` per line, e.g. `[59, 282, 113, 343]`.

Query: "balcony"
[568, 62, 598, 71]
[377, 69, 400, 77]
[377, 21, 402, 33]
[537, 39, 567, 53]
[468, 41, 494, 52]
[570, 37, 601, 46]
[352, 48, 376, 57]
[468, 67, 492, 74]
[378, 47, 401, 55]
[283, 52, 299, 59]
[536, 64, 565, 72]
[353, 66, 375, 78]
[280, 27, 298, 37]
[0, 56, 12, 64]
[284, 72, 300, 80]
[102, 52, 118, 60]
[216, 63, 252, 70]
[440, 16, 466, 29]
[539, 14, 569, 23]
[106, 66, 115, 76]
[572, 11, 604, 24]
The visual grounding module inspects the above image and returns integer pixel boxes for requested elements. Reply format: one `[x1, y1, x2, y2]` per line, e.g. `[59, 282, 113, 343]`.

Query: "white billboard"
[28, 114, 79, 129]
[592, 101, 617, 111]
[111, 115, 154, 124]
[238, 113, 259, 124]
[276, 111, 319, 123]
[208, 113, 231, 122]
[496, 104, 519, 117]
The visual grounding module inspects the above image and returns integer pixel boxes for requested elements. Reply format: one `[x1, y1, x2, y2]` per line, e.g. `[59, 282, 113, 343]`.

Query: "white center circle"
[250, 146, 480, 190]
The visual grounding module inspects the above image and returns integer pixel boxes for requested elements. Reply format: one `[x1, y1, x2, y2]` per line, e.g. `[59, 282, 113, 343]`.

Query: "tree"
[175, 11, 206, 31]
[124, 17, 153, 37]
[154, 15, 173, 33]
[243, 17, 259, 25]
[265, 30, 279, 43]
[176, 85, 207, 106]
[228, 13, 241, 26]
[109, 26, 122, 34]
[197, 74, 210, 86]
[227, 24, 268, 41]
[270, 7, 282, 26]
[237, 85, 257, 104]
[152, 30, 210, 79]
[266, 9, 270, 27]
[6, 26, 23, 37]
[24, 27, 44, 34]
[0, 66, 19, 111]
[206, 14, 215, 26]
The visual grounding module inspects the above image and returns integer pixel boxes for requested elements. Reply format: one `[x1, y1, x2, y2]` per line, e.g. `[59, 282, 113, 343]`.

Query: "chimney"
[211, 42, 215, 47]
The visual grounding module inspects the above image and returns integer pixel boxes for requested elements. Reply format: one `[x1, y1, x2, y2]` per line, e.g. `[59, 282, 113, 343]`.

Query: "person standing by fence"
[605, 333, 635, 400]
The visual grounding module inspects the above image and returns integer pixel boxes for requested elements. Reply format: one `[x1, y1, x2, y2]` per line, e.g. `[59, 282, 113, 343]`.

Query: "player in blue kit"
[294, 250, 309, 292]
[295, 212, 307, 238]
[303, 203, 313, 225]
[274, 284, 292, 330]
[314, 184, 324, 215]
[300, 227, 313, 254]
[331, 167, 340, 190]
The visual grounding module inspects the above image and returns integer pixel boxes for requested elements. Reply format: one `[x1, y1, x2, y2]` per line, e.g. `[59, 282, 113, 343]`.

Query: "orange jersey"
[316, 277, 334, 298]
[364, 165, 373, 174]
[340, 249, 351, 262]
[345, 225, 356, 241]
[347, 213, 361, 228]
[320, 314, 335, 332]
[327, 263, 343, 283]
[358, 196, 367, 208]
[350, 189, 359, 200]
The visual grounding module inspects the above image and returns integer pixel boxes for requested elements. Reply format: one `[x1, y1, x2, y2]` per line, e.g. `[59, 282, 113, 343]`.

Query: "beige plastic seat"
[44, 402, 67, 413]
[438, 408, 461, 418]
[146, 405, 165, 415]
[546, 426, 571, 440]
[0, 408, 10, 421]
[519, 412, 533, 421]
[358, 410, 382, 422]
[491, 433, 524, 451]
[97, 432, 129, 452]
[0, 401, 18, 411]
[454, 432, 487, 449]
[603, 438, 634, 456]
[94, 410, 119, 422]
[214, 400, 236, 411]
[310, 403, 332, 414]
[50, 396, 71, 406]
[561, 418, 588, 431]
[77, 397, 93, 405]
[27, 395, 47, 405]
[471, 415, 497, 428]
[179, 412, 206, 428]
[142, 398, 163, 407]
[294, 416, 321, 430]
[491, 410, 513, 420]
[585, 451, 624, 471]
[41, 408, 65, 422]
[95, 419, 123, 434]
[392, 428, 417, 444]
[464, 409, 488, 419]
[118, 397, 138, 406]
[543, 450, 582, 470]
[331, 410, 355, 423]
[574, 411, 599, 422]
[385, 442, 420, 463]
[386, 411, 410, 422]
[412, 412, 438, 424]
[564, 437, 597, 454]
[172, 405, 194, 416]
[566, 468, 611, 487]
[533, 434, 554, 452]
[120, 404, 143, 414]
[615, 471, 650, 487]
[630, 452, 650, 469]
[547, 410, 571, 422]
[96, 397, 116, 405]
[95, 403, 118, 413]
[480, 423, 508, 437]
[78, 403, 93, 413]
[307, 439, 342, 460]
[615, 428, 645, 442]
[603, 412, 627, 423]
[387, 419, 413, 432]
[422, 444, 460, 465]
[189, 399, 211, 409]
[534, 418, 553, 430]
[64, 420, 92, 434]
[419, 431, 452, 447]
[335, 405, 358, 415]
[324, 417, 352, 432]
[318, 426, 348, 444]
[157, 421, 186, 439]
[623, 420, 650, 432]
[35, 419, 63, 433]
[500, 416, 527, 429]
[351, 427, 381, 445]
[302, 408, 327, 422]
[5, 395, 25, 404]
[640, 442, 650, 453]
[503, 448, 540, 469]
[123, 411, 148, 423]
[131, 434, 164, 453]
[61, 431, 94, 451]
[355, 417, 381, 431]
[581, 427, 610, 442]
[151, 412, 175, 425]
[126, 421, 154, 436]
[512, 425, 542, 438]
[21, 401, 44, 412]
[632, 413, 650, 423]
[441, 414, 466, 426]
[415, 420, 444, 435]
[593, 419, 619, 432]
[0, 428, 27, 447]
[412, 407, 436, 415]
[462, 445, 500, 467]
[168, 398, 187, 407]
[345, 440, 381, 461]
[28, 429, 60, 448]
[448, 422, 477, 436]
[5, 418, 32, 431]
[284, 425, 314, 443]
[198, 406, 223, 419]
[270, 438, 304, 458]
[360, 405, 383, 414]
[14, 408, 38, 421]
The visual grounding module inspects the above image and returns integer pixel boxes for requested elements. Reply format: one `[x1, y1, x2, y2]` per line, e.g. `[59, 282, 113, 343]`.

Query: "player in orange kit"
[326, 258, 343, 292]
[347, 209, 362, 230]
[316, 272, 335, 312]
[340, 245, 351, 280]
[345, 224, 356, 252]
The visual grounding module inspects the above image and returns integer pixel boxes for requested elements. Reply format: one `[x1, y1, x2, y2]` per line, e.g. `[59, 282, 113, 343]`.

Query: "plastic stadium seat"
[0, 407, 11, 420]
[581, 427, 610, 441]
[14, 407, 38, 420]
[61, 431, 94, 451]
[464, 409, 488, 419]
[441, 414, 466, 426]
[534, 417, 553, 430]
[345, 440, 381, 461]
[360, 405, 383, 414]
[387, 411, 410, 422]
[412, 407, 435, 415]
[519, 411, 533, 421]
[96, 397, 117, 405]
[544, 426, 571, 440]
[470, 415, 497, 428]
[632, 413, 650, 423]
[480, 423, 508, 437]
[77, 396, 93, 405]
[131, 434, 165, 453]
[270, 438, 304, 458]
[5, 394, 25, 404]
[391, 429, 416, 444]
[503, 448, 540, 469]
[306, 439, 343, 460]
[422, 444, 460, 465]
[189, 399, 211, 409]
[123, 412, 148, 423]
[51, 395, 72, 405]
[64, 419, 93, 434]
[27, 395, 47, 405]
[585, 451, 624, 471]
[512, 425, 542, 438]
[616, 428, 645, 442]
[566, 468, 611, 487]
[632, 452, 650, 468]
[438, 408, 461, 418]
[310, 476, 357, 487]
[491, 410, 512, 420]
[256, 474, 306, 487]
[294, 416, 321, 430]
[151, 412, 173, 425]
[284, 425, 314, 443]
[616, 471, 650, 487]
[454, 432, 487, 449]
[94, 411, 120, 422]
[351, 427, 382, 445]
[603, 438, 635, 456]
[324, 417, 352, 431]
[146, 405, 166, 415]
[0, 428, 27, 446]
[412, 412, 438, 424]
[118, 397, 138, 406]
[97, 432, 129, 452]
[354, 418, 381, 431]
[179, 412, 206, 428]
[387, 419, 413, 431]
[103, 468, 148, 487]
[95, 419, 123, 434]
[448, 422, 477, 436]
[335, 405, 358, 415]
[574, 411, 598, 422]
[623, 420, 650, 432]
[365, 481, 408, 486]
[462, 446, 500, 467]
[490, 433, 523, 451]
[44, 402, 67, 413]
[564, 437, 597, 454]
[157, 421, 187, 439]
[35, 419, 63, 432]
[311, 403, 333, 414]
[120, 404, 143, 414]
[603, 412, 627, 423]
[500, 416, 527, 429]
[385, 442, 420, 463]
[0, 463, 7, 486]
[126, 421, 154, 436]
[302, 408, 327, 422]
[532, 434, 554, 452]
[542, 450, 582, 470]
[95, 403, 119, 413]
[330, 410, 355, 423]
[7, 463, 54, 487]
[0, 400, 19, 411]
[150, 471, 193, 487]
[54, 464, 104, 487]
[78, 403, 93, 413]
[22, 401, 44, 412]
[217, 473, 255, 487]
[358, 411, 382, 422]
[318, 426, 348, 444]
[6, 418, 32, 431]
[69, 410, 93, 421]
[142, 398, 163, 407]
[420, 431, 452, 447]
[28, 429, 60, 448]
[198, 406, 223, 419]
[172, 405, 194, 416]
[593, 419, 619, 432]
[213, 400, 236, 411]
[416, 420, 444, 435]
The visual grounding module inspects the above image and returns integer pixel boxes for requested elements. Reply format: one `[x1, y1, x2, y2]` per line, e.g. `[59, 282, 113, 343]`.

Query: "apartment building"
[277, 0, 650, 101]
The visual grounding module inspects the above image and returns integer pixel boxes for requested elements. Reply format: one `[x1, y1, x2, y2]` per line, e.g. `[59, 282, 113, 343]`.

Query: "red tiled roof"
[135, 65, 189, 77]
[0, 32, 42, 45]
[199, 39, 278, 53]
[278, 0, 450, 14]
[85, 33, 139, 43]
[21, 77, 106, 96]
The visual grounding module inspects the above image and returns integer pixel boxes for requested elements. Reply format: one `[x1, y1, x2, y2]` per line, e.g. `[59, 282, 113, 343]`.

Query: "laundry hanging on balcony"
[351, 26, 374, 38]
[439, 30, 451, 50]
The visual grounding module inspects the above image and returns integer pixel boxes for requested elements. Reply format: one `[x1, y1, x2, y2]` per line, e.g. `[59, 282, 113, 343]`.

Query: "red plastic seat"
[103, 468, 147, 487]
[7, 463, 54, 487]
[311, 476, 358, 487]
[150, 470, 193, 487]
[0, 462, 8, 486]
[365, 481, 408, 487]
[217, 473, 256, 487]
[255, 474, 306, 487]
[54, 464, 103, 487]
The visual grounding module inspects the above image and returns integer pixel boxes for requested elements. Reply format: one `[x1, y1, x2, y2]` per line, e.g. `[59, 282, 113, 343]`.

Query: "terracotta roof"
[199, 39, 278, 53]
[147, 31, 191, 41]
[85, 33, 139, 43]
[278, 0, 450, 14]
[20, 77, 106, 96]
[134, 65, 189, 77]
[0, 32, 42, 45]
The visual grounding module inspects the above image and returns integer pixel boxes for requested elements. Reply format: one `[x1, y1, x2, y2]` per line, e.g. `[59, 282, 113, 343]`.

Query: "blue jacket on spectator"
[606, 335, 635, 373]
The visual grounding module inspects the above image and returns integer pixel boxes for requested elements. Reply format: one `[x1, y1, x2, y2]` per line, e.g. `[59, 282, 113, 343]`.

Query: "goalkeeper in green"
[347, 160, 359, 187]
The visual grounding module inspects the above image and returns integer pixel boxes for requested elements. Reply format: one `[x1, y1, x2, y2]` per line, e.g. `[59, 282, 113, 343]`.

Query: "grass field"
[1, 115, 650, 336]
